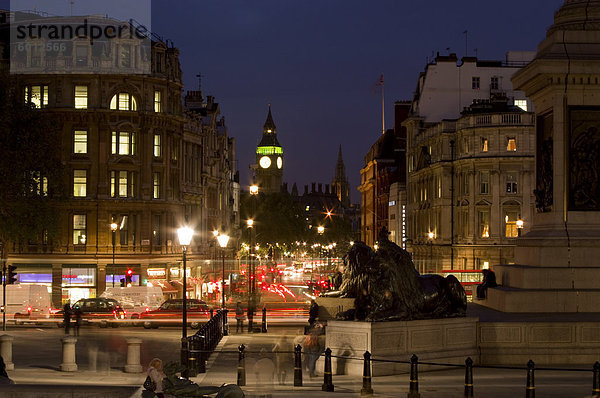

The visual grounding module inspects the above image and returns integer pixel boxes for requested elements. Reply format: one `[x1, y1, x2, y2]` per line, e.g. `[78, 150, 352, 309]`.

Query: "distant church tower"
[332, 145, 350, 207]
[255, 105, 284, 193]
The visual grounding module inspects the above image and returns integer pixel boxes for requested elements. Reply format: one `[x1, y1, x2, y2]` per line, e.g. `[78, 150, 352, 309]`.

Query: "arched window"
[110, 93, 138, 111]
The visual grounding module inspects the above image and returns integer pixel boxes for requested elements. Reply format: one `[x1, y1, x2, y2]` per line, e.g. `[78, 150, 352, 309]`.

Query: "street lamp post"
[428, 231, 435, 274]
[110, 222, 118, 287]
[177, 226, 194, 377]
[217, 233, 230, 309]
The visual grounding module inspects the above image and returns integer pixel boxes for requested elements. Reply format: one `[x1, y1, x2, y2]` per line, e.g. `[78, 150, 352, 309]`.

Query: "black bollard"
[187, 335, 198, 377]
[294, 344, 303, 387]
[223, 308, 229, 336]
[237, 344, 246, 386]
[360, 351, 373, 396]
[180, 337, 189, 379]
[593, 362, 600, 398]
[464, 357, 473, 397]
[210, 308, 214, 318]
[261, 306, 267, 333]
[526, 360, 535, 398]
[197, 335, 206, 373]
[321, 347, 334, 392]
[408, 354, 420, 398]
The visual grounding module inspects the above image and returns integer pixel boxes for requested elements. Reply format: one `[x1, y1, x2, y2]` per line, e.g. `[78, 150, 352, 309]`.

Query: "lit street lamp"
[216, 233, 230, 309]
[516, 218, 524, 237]
[177, 225, 194, 377]
[428, 231, 435, 274]
[110, 222, 118, 287]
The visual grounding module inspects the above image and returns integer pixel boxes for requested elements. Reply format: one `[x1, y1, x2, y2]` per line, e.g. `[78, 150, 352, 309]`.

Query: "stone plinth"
[0, 335, 14, 370]
[482, 264, 600, 312]
[60, 336, 77, 372]
[479, 321, 600, 365]
[124, 338, 142, 373]
[314, 297, 354, 321]
[325, 317, 478, 376]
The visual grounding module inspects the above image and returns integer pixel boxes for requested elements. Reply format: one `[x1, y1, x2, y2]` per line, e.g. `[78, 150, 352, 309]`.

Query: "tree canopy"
[0, 72, 65, 249]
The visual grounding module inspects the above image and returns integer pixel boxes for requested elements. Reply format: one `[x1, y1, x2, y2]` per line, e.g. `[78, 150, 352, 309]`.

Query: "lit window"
[73, 214, 87, 245]
[154, 91, 162, 112]
[472, 77, 480, 90]
[74, 85, 88, 109]
[73, 170, 87, 197]
[111, 131, 136, 155]
[505, 211, 519, 238]
[153, 134, 161, 157]
[153, 172, 161, 199]
[479, 209, 490, 238]
[490, 76, 499, 90]
[24, 85, 49, 108]
[437, 177, 442, 198]
[119, 215, 128, 245]
[110, 171, 135, 198]
[74, 130, 87, 154]
[110, 93, 137, 111]
[507, 137, 517, 151]
[481, 137, 488, 152]
[480, 171, 489, 194]
[506, 172, 518, 193]
[514, 100, 527, 111]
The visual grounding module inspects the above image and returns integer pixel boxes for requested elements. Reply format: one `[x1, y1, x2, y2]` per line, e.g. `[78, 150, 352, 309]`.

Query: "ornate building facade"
[406, 98, 535, 274]
[1, 12, 238, 306]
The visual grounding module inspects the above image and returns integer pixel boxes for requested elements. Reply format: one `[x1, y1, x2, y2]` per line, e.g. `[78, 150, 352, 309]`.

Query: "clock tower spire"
[255, 104, 284, 193]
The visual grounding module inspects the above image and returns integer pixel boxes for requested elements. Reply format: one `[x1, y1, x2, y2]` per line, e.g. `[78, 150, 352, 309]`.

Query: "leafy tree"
[0, 71, 66, 252]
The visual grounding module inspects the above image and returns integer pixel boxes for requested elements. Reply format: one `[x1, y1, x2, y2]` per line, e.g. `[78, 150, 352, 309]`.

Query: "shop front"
[61, 265, 96, 304]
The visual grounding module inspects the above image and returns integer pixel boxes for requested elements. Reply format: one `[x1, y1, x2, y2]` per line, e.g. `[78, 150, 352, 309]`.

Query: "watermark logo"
[10, 0, 151, 75]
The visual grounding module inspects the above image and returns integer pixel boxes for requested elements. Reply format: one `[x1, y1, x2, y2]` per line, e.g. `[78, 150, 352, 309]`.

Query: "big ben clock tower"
[255, 105, 284, 193]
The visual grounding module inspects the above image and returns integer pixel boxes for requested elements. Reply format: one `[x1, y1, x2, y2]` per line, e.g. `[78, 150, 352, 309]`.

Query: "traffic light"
[125, 269, 133, 286]
[7, 265, 17, 285]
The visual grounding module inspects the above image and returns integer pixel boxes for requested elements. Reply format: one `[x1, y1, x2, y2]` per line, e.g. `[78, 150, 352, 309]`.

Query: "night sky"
[7, 0, 564, 202]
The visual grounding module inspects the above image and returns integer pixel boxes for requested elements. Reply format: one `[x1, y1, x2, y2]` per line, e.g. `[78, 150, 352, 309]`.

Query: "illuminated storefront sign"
[147, 268, 166, 278]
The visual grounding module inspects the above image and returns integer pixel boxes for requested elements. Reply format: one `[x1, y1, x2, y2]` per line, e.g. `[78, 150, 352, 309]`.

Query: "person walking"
[63, 301, 71, 335]
[272, 335, 290, 385]
[308, 299, 319, 326]
[304, 329, 321, 378]
[235, 301, 246, 333]
[73, 306, 82, 336]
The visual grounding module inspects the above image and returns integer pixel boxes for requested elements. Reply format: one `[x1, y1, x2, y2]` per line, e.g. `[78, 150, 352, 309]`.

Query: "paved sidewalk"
[2, 321, 598, 397]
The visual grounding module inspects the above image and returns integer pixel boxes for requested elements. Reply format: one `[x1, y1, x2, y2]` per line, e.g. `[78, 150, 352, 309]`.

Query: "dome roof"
[547, 0, 600, 35]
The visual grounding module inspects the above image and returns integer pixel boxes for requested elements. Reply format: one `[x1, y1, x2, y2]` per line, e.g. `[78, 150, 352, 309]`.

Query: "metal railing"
[211, 345, 600, 396]
[185, 309, 227, 376]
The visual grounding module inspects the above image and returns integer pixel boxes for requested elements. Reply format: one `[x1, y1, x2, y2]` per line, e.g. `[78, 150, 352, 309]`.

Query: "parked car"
[139, 299, 210, 329]
[65, 298, 126, 328]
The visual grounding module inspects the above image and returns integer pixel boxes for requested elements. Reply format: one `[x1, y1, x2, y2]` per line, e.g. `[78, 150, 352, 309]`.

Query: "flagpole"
[381, 73, 385, 135]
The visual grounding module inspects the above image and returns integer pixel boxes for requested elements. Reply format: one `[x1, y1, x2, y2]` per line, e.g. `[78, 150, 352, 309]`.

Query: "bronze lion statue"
[331, 230, 466, 321]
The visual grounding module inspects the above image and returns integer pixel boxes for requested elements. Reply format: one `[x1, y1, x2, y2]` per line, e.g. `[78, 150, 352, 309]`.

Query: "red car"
[139, 299, 210, 329]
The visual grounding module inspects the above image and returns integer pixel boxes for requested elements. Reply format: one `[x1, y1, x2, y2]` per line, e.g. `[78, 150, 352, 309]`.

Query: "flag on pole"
[377, 73, 384, 86]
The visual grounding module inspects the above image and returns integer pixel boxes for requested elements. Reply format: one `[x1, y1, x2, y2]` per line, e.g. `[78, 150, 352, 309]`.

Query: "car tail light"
[27, 306, 32, 313]
[145, 307, 149, 312]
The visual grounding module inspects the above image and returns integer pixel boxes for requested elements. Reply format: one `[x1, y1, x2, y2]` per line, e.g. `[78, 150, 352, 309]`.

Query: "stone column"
[124, 338, 142, 373]
[0, 335, 14, 370]
[60, 336, 77, 372]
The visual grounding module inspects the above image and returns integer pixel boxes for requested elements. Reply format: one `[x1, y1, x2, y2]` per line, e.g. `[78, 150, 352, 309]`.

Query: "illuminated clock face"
[277, 157, 283, 169]
[259, 156, 271, 169]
